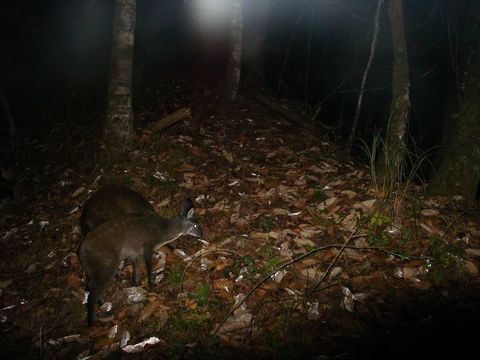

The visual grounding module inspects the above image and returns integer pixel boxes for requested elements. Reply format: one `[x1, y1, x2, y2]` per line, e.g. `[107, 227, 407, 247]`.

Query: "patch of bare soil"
[1, 73, 480, 359]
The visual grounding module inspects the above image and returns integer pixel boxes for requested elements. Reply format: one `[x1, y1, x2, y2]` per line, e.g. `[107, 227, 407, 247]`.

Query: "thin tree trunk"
[377, 0, 410, 178]
[428, 1, 480, 200]
[225, 0, 243, 101]
[347, 0, 384, 152]
[104, 0, 136, 157]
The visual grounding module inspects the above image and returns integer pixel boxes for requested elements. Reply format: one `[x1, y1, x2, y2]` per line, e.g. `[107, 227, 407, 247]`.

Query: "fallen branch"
[307, 231, 355, 296]
[209, 231, 420, 341]
[210, 232, 353, 340]
[151, 107, 191, 132]
[252, 95, 314, 132]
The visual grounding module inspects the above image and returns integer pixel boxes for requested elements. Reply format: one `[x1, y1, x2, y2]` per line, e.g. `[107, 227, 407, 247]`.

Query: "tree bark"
[225, 0, 243, 101]
[377, 0, 410, 176]
[428, 1, 480, 200]
[104, 0, 136, 157]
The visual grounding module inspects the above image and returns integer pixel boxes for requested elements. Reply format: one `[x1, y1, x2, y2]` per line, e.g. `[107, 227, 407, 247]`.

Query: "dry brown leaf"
[301, 268, 323, 281]
[222, 150, 234, 163]
[420, 209, 440, 216]
[138, 133, 152, 145]
[341, 210, 358, 232]
[327, 224, 335, 238]
[72, 186, 85, 198]
[213, 279, 234, 302]
[465, 248, 480, 258]
[94, 337, 115, 350]
[139, 299, 159, 322]
[175, 163, 195, 172]
[214, 258, 232, 272]
[419, 222, 443, 236]
[412, 279, 433, 290]
[342, 248, 364, 261]
[341, 190, 357, 199]
[308, 165, 323, 173]
[0, 279, 13, 289]
[66, 272, 83, 288]
[464, 260, 479, 275]
[305, 175, 321, 183]
[294, 238, 316, 247]
[185, 298, 198, 310]
[250, 232, 270, 242]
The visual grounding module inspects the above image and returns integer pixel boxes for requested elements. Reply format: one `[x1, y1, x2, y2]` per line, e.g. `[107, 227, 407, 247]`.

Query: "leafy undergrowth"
[1, 77, 480, 359]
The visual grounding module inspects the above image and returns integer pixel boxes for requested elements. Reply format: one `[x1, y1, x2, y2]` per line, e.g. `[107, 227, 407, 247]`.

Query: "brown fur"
[78, 201, 201, 326]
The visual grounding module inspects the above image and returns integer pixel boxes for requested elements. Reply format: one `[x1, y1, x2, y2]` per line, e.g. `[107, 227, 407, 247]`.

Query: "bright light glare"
[186, 0, 231, 32]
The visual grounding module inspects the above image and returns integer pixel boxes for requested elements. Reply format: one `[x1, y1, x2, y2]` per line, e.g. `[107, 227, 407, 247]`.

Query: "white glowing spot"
[187, 0, 231, 32]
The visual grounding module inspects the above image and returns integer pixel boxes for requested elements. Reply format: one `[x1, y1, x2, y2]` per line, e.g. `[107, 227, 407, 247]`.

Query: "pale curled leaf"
[421, 209, 440, 216]
[122, 337, 161, 353]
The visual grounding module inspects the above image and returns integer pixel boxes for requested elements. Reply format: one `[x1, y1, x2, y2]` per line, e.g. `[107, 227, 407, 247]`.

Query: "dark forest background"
[1, 0, 455, 147]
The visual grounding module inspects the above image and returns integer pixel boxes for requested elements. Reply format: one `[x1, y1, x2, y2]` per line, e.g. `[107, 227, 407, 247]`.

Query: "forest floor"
[1, 69, 480, 359]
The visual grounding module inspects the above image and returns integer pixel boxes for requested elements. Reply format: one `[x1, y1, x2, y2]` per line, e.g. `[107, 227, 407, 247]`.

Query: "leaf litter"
[1, 83, 480, 358]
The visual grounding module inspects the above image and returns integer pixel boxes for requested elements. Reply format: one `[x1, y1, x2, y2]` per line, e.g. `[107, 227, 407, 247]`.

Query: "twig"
[308, 231, 356, 296]
[210, 232, 357, 340]
[347, 0, 384, 152]
[209, 230, 426, 341]
[283, 281, 341, 337]
[179, 249, 243, 293]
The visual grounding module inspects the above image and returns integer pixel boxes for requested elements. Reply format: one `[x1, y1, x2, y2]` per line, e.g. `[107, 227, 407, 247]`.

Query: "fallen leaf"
[185, 298, 197, 310]
[464, 260, 479, 275]
[222, 150, 234, 163]
[0, 279, 13, 289]
[72, 186, 85, 198]
[465, 248, 480, 258]
[341, 190, 357, 199]
[139, 299, 159, 322]
[66, 273, 83, 288]
[294, 238, 316, 247]
[301, 268, 323, 281]
[421, 209, 440, 216]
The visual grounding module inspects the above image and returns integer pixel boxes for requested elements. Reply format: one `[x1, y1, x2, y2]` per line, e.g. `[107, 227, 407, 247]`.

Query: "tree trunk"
[242, 0, 272, 90]
[428, 1, 480, 200]
[377, 0, 410, 176]
[225, 0, 243, 101]
[104, 0, 136, 157]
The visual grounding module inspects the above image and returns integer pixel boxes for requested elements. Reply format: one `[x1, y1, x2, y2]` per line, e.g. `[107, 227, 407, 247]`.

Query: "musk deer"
[80, 184, 156, 235]
[78, 199, 202, 326]
[80, 184, 178, 252]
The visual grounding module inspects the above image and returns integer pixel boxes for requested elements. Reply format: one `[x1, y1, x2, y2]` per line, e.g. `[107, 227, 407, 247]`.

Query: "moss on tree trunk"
[376, 0, 410, 181]
[104, 0, 136, 157]
[225, 0, 243, 101]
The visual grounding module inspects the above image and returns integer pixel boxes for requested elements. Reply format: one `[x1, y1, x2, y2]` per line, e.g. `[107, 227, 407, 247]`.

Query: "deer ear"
[187, 207, 195, 219]
[181, 198, 194, 217]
